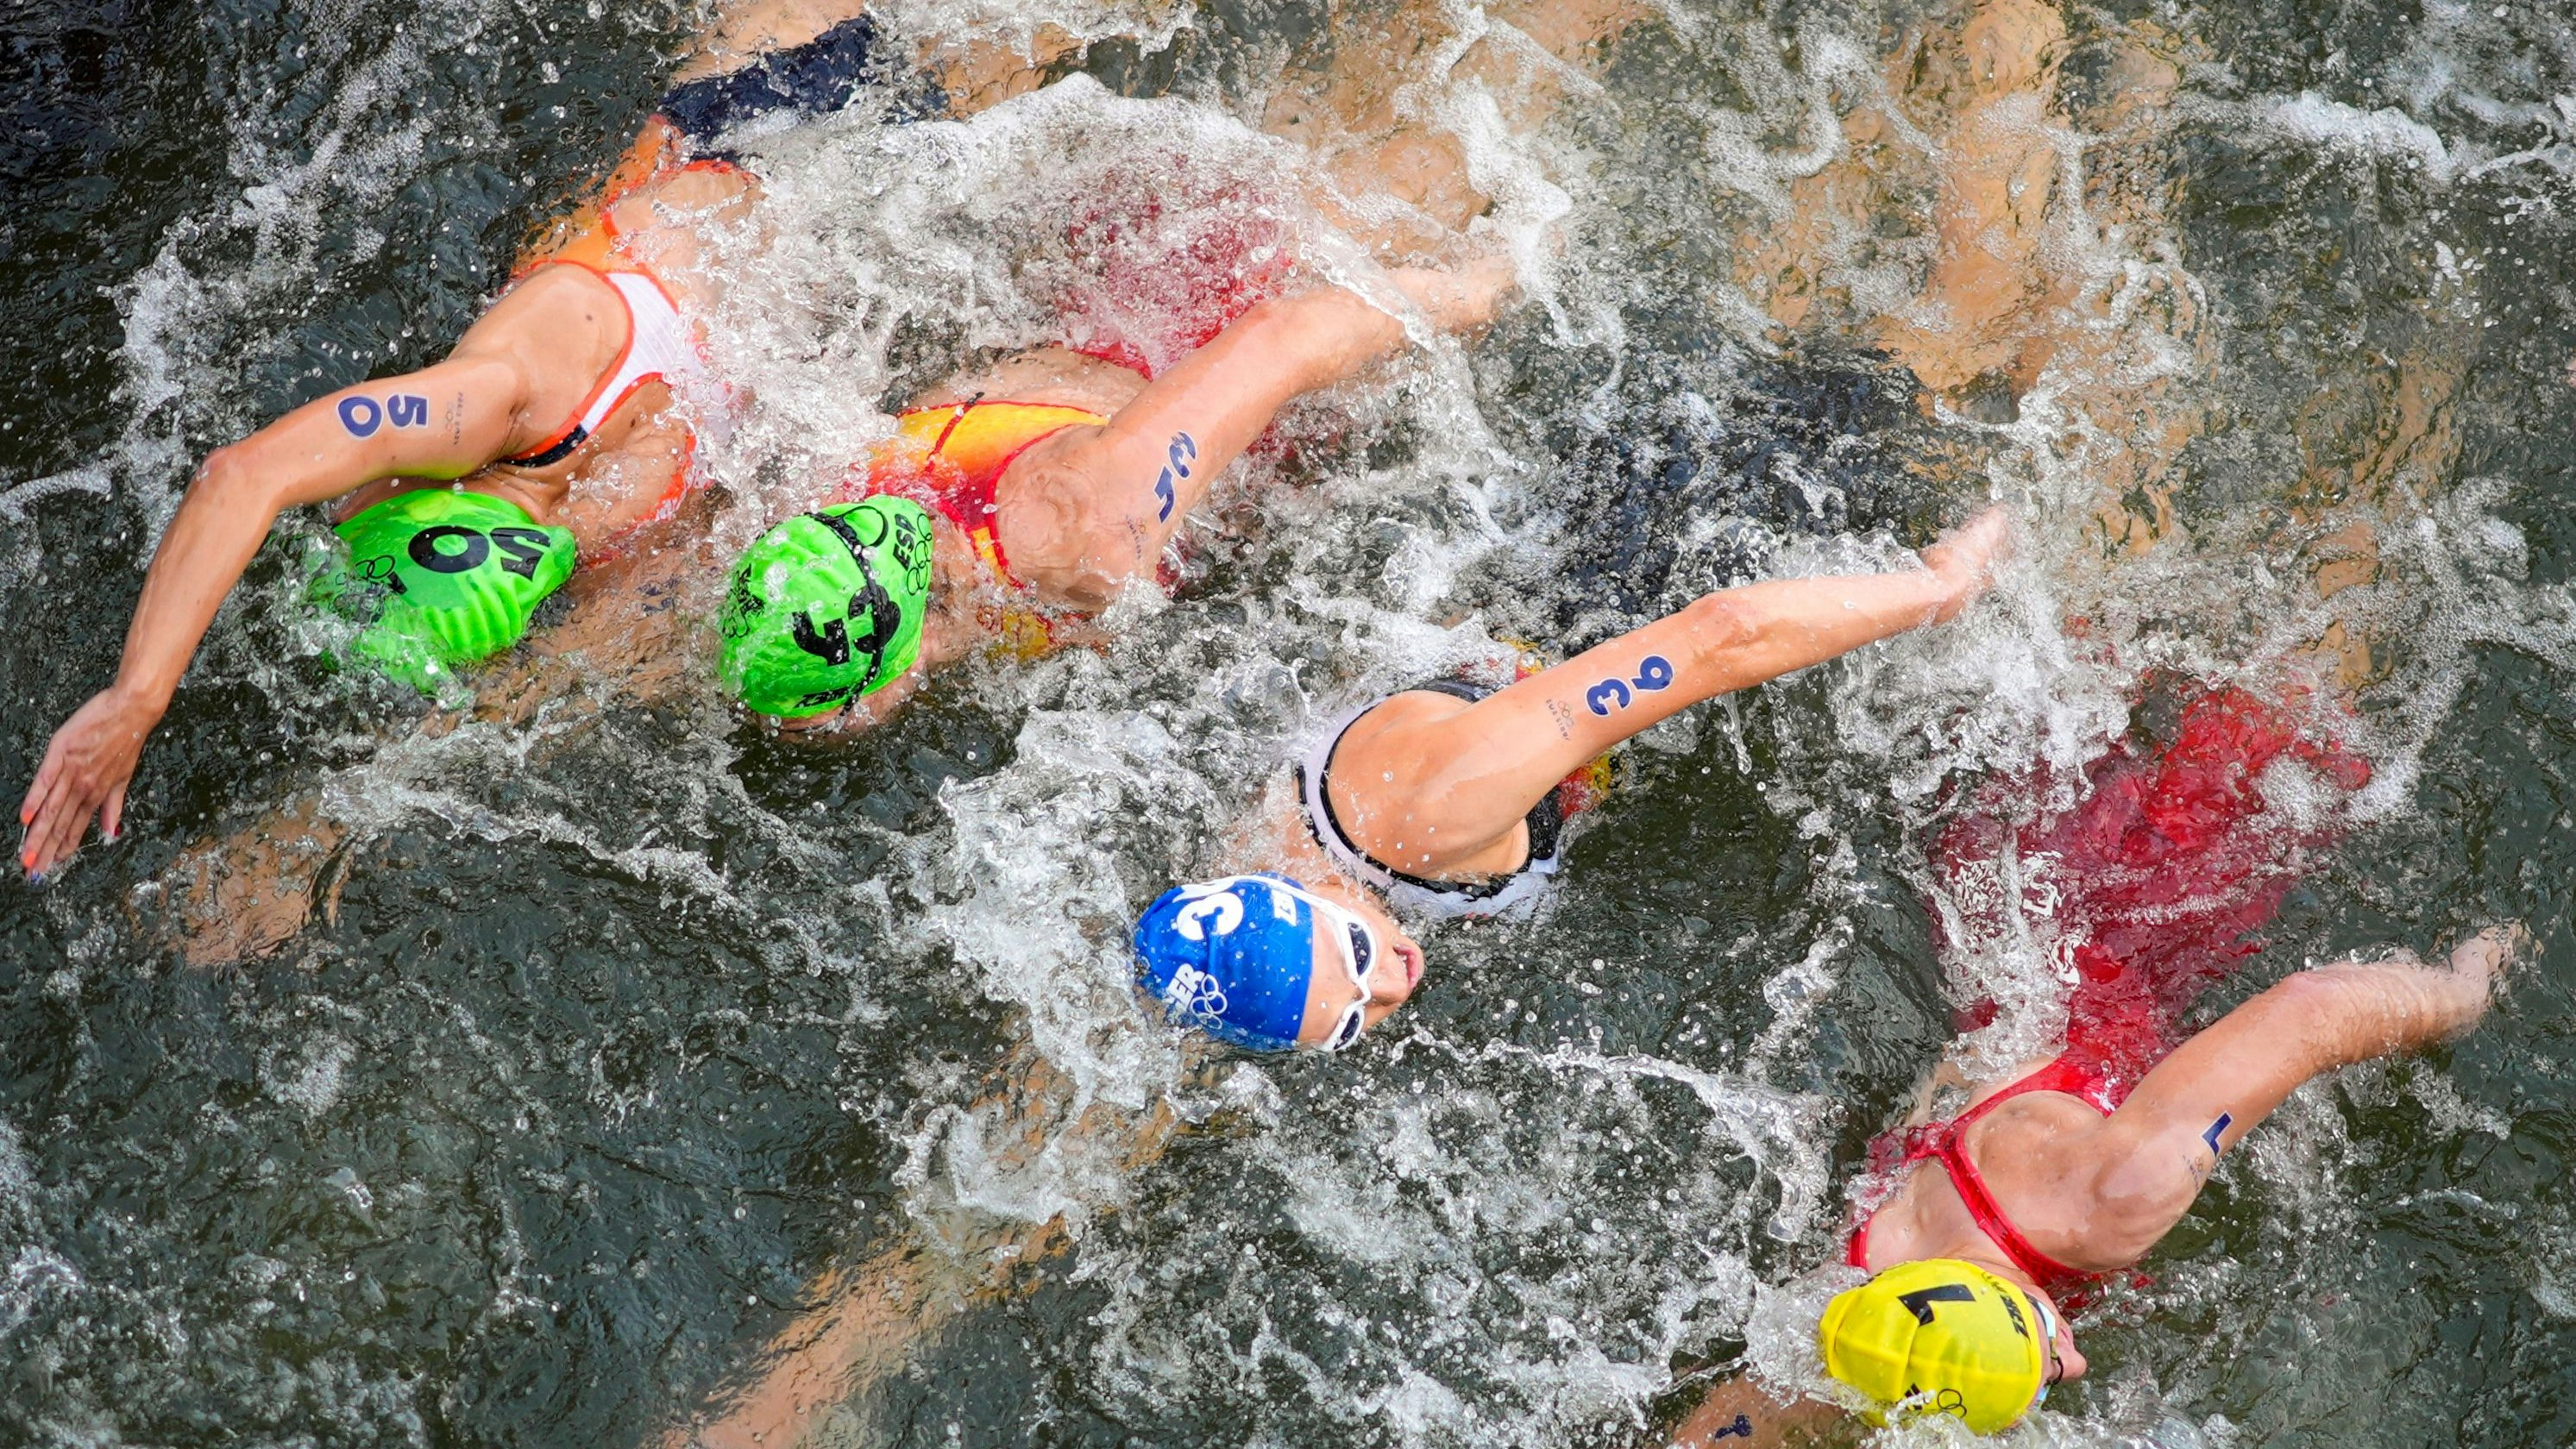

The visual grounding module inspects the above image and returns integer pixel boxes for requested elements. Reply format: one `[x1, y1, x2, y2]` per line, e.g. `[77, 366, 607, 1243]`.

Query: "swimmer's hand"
[2447, 922, 2529, 1014]
[1385, 255, 1520, 335]
[1917, 505, 2014, 623]
[19, 683, 160, 880]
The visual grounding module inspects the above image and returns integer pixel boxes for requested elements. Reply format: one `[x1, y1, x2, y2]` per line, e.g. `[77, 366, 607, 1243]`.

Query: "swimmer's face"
[1291, 888, 1424, 1050]
[2044, 1308, 2086, 1386]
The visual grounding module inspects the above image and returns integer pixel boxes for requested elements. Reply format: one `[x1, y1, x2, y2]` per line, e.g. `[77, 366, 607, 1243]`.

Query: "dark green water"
[4, 1, 2576, 1446]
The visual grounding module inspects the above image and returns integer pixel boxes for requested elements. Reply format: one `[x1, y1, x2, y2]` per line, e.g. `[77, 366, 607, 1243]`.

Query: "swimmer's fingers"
[19, 769, 91, 881]
[20, 689, 153, 878]
[2448, 923, 2531, 1000]
[19, 730, 91, 877]
[19, 743, 60, 830]
[17, 757, 66, 875]
[1920, 505, 2015, 621]
[101, 780, 129, 847]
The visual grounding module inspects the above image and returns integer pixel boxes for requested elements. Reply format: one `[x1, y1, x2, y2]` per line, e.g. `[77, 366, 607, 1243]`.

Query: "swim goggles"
[2026, 1290, 2064, 1412]
[1253, 875, 1387, 1051]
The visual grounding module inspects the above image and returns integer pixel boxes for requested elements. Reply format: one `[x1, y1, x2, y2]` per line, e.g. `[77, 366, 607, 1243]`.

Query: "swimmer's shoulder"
[1327, 687, 1485, 774]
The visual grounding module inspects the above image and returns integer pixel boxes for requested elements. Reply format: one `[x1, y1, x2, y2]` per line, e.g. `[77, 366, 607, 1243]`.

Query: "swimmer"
[11, 0, 965, 880]
[661, 496, 1993, 1446]
[16, 0, 1573, 881]
[709, 257, 1516, 724]
[141, 0, 1637, 960]
[709, 0, 1651, 724]
[1128, 507, 2012, 1052]
[1640, 672, 2521, 1442]
[1661, 922, 2522, 1446]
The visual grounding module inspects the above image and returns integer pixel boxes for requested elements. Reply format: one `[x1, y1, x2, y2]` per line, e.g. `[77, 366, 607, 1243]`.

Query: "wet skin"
[16, 0, 1532, 877]
[1239, 509, 2013, 1049]
[1666, 927, 2522, 1448]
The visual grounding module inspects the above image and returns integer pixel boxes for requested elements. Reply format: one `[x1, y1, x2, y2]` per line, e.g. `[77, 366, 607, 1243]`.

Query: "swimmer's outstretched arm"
[2077, 926, 2518, 1267]
[1629, 932, 2515, 1449]
[1348, 509, 2010, 856]
[15, 274, 619, 879]
[1006, 260, 1517, 605]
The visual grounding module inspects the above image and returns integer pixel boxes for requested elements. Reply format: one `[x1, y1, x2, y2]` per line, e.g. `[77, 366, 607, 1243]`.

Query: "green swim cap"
[719, 497, 935, 717]
[315, 488, 577, 690]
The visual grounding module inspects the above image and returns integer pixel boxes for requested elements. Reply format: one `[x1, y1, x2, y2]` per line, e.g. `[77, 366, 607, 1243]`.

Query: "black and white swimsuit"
[1294, 680, 1572, 920]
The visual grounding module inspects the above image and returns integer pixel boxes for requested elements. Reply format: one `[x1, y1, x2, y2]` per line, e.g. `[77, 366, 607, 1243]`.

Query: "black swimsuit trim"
[505, 423, 587, 469]
[1298, 677, 1564, 901]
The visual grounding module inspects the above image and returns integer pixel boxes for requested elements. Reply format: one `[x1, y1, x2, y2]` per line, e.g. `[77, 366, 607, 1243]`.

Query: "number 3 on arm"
[1586, 654, 1674, 717]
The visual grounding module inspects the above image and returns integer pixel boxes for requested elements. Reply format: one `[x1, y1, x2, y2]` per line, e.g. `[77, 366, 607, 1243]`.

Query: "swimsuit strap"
[1921, 1130, 2103, 1295]
[1951, 1055, 2125, 1127]
[1875, 1055, 2121, 1294]
[873, 398, 1106, 592]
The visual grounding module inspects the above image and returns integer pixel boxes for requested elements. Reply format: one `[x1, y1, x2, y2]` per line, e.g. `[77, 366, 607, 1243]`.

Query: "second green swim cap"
[720, 497, 936, 717]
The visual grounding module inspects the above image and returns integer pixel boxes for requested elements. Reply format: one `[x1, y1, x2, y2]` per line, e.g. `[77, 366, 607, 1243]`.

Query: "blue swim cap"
[1132, 874, 1320, 1052]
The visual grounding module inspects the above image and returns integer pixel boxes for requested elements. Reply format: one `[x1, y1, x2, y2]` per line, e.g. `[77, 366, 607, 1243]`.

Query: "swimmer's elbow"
[2083, 1150, 2198, 1259]
[1677, 592, 1764, 668]
[187, 444, 288, 520]
[1240, 291, 1402, 391]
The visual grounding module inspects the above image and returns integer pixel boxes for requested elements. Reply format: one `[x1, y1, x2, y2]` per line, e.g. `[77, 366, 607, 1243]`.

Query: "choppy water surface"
[5, 0, 2576, 1444]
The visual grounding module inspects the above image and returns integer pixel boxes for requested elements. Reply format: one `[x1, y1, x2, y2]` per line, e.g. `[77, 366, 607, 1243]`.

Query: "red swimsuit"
[1848, 678, 2374, 1305]
[1847, 1055, 2128, 1300]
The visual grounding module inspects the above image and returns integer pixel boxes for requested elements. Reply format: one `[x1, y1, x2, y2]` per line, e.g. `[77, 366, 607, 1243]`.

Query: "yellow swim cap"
[1817, 1259, 2046, 1436]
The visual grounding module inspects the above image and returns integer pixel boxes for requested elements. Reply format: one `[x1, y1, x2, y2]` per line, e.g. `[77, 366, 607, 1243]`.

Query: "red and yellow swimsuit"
[847, 397, 1111, 658]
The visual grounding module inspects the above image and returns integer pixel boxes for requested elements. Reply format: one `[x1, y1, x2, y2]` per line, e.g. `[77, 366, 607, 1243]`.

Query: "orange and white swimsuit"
[503, 194, 732, 545]
[501, 263, 710, 471]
